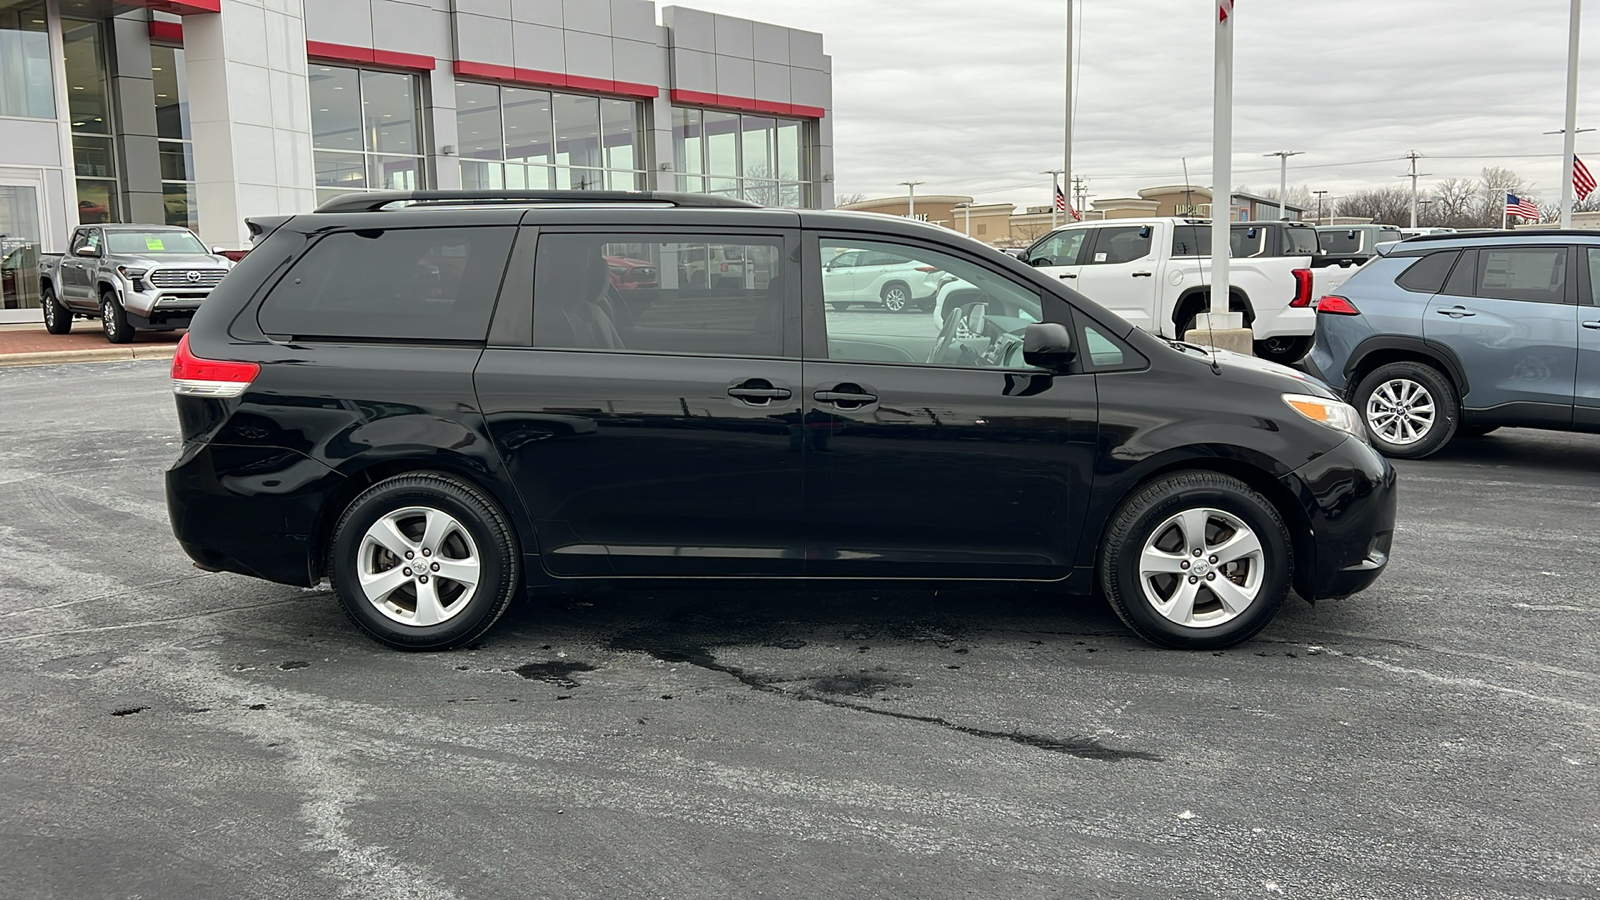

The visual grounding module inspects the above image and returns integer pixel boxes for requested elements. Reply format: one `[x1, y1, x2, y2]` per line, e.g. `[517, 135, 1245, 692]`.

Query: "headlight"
[1283, 393, 1367, 442]
[116, 266, 149, 291]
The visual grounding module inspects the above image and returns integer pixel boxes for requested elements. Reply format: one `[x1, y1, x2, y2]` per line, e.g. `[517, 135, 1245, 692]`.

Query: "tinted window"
[258, 227, 514, 340]
[1475, 247, 1568, 304]
[1028, 229, 1088, 266]
[1230, 227, 1267, 258]
[1588, 247, 1600, 305]
[1088, 226, 1152, 265]
[1443, 248, 1476, 295]
[818, 238, 1043, 369]
[1082, 323, 1124, 368]
[1395, 251, 1460, 294]
[1171, 226, 1210, 257]
[1283, 226, 1318, 255]
[532, 234, 786, 357]
[1319, 229, 1362, 254]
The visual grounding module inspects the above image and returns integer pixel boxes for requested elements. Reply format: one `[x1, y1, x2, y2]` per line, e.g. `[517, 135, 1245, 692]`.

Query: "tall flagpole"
[1562, 0, 1582, 229]
[1064, 0, 1073, 226]
[1210, 0, 1235, 322]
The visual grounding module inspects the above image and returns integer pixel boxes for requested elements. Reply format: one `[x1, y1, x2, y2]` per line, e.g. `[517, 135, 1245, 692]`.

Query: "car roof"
[1394, 228, 1600, 248]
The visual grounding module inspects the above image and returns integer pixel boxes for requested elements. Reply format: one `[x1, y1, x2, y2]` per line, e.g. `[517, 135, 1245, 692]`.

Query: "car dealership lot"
[0, 360, 1595, 899]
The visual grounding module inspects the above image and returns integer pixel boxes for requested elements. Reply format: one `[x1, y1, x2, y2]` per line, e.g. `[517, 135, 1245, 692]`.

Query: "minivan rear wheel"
[1353, 361, 1457, 459]
[329, 473, 519, 651]
[1100, 472, 1291, 650]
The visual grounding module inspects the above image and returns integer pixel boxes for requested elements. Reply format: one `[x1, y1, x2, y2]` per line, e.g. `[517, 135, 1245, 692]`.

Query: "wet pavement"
[1, 359, 1596, 899]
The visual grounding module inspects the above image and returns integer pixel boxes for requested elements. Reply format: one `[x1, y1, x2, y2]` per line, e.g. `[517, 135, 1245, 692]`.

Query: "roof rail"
[313, 189, 761, 214]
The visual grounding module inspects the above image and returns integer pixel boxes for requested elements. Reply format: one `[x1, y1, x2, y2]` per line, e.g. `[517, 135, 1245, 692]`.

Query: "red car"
[604, 255, 657, 290]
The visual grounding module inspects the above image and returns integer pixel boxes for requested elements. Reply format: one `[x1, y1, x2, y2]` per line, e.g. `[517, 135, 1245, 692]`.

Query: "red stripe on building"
[668, 89, 824, 120]
[118, 0, 219, 14]
[452, 61, 659, 99]
[306, 41, 436, 71]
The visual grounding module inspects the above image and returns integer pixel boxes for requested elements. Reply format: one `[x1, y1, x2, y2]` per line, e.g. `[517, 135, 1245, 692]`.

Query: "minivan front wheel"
[1100, 472, 1291, 650]
[329, 473, 519, 651]
[1353, 361, 1457, 459]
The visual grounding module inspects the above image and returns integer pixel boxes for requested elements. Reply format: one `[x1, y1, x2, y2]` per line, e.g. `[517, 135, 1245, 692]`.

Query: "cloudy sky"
[679, 0, 1599, 210]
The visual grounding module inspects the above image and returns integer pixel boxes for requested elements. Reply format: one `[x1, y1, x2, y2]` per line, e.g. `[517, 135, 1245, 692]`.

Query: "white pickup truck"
[1019, 217, 1320, 363]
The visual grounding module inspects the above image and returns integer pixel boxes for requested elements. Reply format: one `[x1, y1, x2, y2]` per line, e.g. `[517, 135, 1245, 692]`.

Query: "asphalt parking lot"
[1, 359, 1595, 900]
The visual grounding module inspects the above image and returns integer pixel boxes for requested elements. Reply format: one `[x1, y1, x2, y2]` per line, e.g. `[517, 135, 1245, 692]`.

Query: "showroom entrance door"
[0, 177, 45, 325]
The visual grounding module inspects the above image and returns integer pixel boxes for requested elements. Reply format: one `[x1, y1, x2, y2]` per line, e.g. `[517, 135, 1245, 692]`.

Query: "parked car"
[39, 224, 233, 343]
[604, 254, 658, 290]
[821, 245, 947, 311]
[167, 189, 1395, 653]
[1316, 224, 1404, 263]
[1023, 218, 1318, 362]
[1306, 230, 1600, 458]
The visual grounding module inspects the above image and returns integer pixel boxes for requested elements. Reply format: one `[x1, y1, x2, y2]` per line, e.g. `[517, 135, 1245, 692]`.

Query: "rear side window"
[1230, 227, 1267, 258]
[258, 227, 515, 340]
[1171, 226, 1210, 257]
[1319, 229, 1362, 254]
[1475, 247, 1568, 304]
[1395, 251, 1460, 293]
[1283, 227, 1318, 255]
[532, 234, 786, 357]
[1443, 248, 1476, 295]
[1088, 226, 1152, 264]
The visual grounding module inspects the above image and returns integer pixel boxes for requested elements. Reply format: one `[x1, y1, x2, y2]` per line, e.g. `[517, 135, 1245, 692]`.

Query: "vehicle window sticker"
[146, 237, 165, 251]
[1094, 252, 1107, 263]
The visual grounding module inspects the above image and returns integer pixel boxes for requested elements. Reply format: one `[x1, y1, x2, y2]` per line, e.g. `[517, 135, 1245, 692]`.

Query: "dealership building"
[0, 0, 833, 322]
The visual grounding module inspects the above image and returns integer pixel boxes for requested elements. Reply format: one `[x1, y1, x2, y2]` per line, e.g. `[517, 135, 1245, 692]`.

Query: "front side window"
[456, 81, 642, 192]
[312, 66, 425, 206]
[1475, 247, 1568, 304]
[532, 234, 786, 358]
[0, 1, 53, 119]
[819, 238, 1044, 370]
[1088, 226, 1152, 265]
[1028, 229, 1088, 266]
[258, 227, 515, 340]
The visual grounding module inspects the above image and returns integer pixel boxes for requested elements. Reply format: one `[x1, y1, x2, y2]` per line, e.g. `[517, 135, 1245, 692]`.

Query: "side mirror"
[212, 246, 228, 255]
[1028, 257, 1051, 267]
[79, 246, 100, 258]
[1022, 322, 1075, 370]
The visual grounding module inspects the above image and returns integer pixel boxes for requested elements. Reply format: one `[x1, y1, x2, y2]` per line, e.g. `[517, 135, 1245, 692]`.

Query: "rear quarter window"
[257, 227, 515, 340]
[1394, 251, 1460, 293]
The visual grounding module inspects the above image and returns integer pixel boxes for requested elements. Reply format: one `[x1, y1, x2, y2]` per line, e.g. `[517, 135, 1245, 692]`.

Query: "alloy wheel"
[1365, 378, 1435, 446]
[882, 287, 908, 311]
[101, 299, 117, 340]
[1137, 507, 1264, 628]
[357, 506, 482, 627]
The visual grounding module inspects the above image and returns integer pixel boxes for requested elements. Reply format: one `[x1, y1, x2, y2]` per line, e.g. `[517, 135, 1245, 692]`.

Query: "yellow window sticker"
[146, 237, 165, 251]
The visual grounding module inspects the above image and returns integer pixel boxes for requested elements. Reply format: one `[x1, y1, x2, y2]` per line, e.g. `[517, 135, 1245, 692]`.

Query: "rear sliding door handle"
[1435, 306, 1476, 318]
[813, 388, 878, 408]
[727, 379, 792, 405]
[1583, 320, 1600, 329]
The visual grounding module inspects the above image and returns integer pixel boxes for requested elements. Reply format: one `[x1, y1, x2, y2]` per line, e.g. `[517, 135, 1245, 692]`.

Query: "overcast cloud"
[676, 0, 1600, 210]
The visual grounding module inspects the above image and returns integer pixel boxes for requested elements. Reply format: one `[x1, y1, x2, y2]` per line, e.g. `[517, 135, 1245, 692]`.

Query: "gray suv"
[1306, 231, 1600, 458]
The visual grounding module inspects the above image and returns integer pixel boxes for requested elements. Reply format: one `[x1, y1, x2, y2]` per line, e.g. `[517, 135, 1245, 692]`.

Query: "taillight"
[1316, 295, 1361, 315]
[170, 333, 259, 398]
[1289, 268, 1314, 308]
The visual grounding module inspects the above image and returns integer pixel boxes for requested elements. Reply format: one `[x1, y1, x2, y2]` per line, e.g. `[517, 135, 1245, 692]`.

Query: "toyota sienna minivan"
[166, 190, 1396, 652]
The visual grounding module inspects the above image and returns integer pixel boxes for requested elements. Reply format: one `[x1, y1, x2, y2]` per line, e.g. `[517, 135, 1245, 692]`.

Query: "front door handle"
[1132, 271, 1154, 278]
[1584, 320, 1600, 329]
[1059, 273, 1077, 280]
[727, 379, 792, 405]
[1436, 306, 1476, 318]
[813, 385, 878, 409]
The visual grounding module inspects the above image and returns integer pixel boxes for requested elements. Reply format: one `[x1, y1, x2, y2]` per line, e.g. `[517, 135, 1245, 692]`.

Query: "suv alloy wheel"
[1353, 361, 1458, 459]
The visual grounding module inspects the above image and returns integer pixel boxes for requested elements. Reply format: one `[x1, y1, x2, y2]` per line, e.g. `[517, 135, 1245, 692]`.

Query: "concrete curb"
[0, 345, 178, 368]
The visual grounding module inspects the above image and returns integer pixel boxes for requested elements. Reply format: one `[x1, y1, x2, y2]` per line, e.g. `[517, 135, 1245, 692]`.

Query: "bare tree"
[833, 192, 866, 207]
[1333, 187, 1412, 226]
[1009, 220, 1053, 243]
[1430, 178, 1479, 228]
[1477, 166, 1535, 227]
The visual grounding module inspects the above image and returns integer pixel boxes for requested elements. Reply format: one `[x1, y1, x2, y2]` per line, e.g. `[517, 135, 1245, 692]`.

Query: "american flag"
[1219, 0, 1234, 22]
[1575, 155, 1596, 202]
[1054, 185, 1067, 213]
[1506, 194, 1540, 221]
[1069, 206, 1082, 222]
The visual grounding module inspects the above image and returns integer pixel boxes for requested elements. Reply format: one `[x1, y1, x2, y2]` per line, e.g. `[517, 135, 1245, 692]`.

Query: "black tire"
[1253, 335, 1312, 365]
[1099, 472, 1292, 650]
[880, 282, 911, 313]
[1457, 424, 1500, 439]
[41, 284, 72, 334]
[1352, 361, 1458, 459]
[329, 473, 520, 651]
[101, 291, 132, 344]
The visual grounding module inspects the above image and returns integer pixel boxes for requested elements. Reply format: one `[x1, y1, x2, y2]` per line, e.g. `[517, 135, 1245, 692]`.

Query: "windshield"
[105, 230, 207, 255]
[1284, 226, 1319, 255]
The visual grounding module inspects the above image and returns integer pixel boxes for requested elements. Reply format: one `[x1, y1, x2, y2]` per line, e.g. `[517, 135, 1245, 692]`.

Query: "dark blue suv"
[1306, 231, 1600, 458]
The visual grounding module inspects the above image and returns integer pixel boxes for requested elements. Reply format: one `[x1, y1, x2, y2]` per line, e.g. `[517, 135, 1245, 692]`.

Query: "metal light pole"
[1209, 0, 1235, 324]
[1400, 151, 1429, 228]
[1263, 151, 1303, 220]
[1312, 189, 1329, 225]
[1064, 0, 1074, 229]
[1041, 169, 1064, 228]
[1562, 0, 1583, 229]
[900, 181, 923, 220]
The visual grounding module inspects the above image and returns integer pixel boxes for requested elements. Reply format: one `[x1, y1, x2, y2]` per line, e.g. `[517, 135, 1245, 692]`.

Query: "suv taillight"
[1316, 295, 1361, 315]
[170, 333, 259, 398]
[1289, 268, 1314, 307]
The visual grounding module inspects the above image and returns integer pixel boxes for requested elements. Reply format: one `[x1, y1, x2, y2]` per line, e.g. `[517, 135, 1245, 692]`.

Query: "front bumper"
[1280, 435, 1397, 601]
[166, 440, 343, 586]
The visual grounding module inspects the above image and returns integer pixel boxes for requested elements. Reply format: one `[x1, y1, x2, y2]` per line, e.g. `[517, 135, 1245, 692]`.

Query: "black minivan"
[166, 191, 1395, 652]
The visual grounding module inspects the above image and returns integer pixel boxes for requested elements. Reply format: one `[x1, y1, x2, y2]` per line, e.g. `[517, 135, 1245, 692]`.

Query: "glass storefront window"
[672, 107, 810, 207]
[0, 184, 43, 311]
[63, 20, 110, 134]
[153, 43, 197, 230]
[0, 1, 53, 119]
[454, 82, 641, 192]
[74, 180, 117, 225]
[310, 64, 425, 205]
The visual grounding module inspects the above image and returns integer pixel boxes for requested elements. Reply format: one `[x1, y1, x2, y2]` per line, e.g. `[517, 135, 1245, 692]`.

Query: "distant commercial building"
[0, 0, 833, 322]
[840, 184, 1310, 248]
